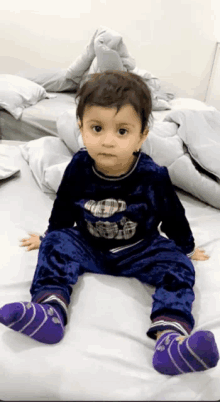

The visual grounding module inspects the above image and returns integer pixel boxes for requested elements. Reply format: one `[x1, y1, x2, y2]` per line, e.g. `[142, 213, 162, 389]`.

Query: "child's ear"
[139, 127, 149, 147]
[144, 127, 149, 137]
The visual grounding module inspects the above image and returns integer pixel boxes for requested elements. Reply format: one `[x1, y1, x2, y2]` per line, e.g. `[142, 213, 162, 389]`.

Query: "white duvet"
[65, 25, 174, 112]
[142, 107, 220, 209]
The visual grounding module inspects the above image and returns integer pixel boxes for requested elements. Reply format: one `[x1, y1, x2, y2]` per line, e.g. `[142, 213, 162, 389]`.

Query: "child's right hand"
[19, 233, 41, 251]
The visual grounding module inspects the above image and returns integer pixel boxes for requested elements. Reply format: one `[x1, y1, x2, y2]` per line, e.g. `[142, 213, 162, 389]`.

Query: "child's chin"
[96, 155, 116, 165]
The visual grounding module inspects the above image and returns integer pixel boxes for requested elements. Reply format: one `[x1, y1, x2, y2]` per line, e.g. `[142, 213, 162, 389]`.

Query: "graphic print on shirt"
[84, 198, 138, 239]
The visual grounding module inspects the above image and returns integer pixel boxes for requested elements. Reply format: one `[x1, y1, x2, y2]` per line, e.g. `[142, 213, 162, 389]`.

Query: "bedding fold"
[142, 108, 220, 209]
[164, 109, 220, 179]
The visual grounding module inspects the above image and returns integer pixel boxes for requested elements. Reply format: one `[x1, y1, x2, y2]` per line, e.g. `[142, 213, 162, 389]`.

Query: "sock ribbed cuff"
[32, 293, 68, 325]
[147, 316, 192, 340]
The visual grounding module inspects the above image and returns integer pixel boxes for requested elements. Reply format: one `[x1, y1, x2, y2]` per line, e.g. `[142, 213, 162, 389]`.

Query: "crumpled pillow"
[19, 136, 73, 193]
[0, 74, 52, 119]
[56, 108, 83, 155]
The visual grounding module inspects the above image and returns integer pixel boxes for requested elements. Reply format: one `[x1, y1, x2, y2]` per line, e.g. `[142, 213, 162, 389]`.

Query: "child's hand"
[191, 248, 209, 261]
[19, 233, 41, 251]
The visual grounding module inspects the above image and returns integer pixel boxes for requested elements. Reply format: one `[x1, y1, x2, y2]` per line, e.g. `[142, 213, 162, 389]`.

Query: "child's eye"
[92, 126, 128, 135]
[118, 128, 128, 136]
[92, 125, 102, 133]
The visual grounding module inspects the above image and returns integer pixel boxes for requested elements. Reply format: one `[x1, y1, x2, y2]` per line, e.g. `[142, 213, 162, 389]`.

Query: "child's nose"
[102, 131, 115, 146]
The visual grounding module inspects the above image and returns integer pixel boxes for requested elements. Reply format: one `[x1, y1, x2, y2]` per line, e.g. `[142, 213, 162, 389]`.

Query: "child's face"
[78, 104, 149, 176]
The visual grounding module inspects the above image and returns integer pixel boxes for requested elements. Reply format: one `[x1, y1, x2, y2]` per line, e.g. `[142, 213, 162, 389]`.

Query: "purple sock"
[153, 330, 219, 375]
[0, 302, 65, 344]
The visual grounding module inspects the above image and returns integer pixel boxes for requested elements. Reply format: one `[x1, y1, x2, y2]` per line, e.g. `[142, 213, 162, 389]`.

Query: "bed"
[1, 95, 220, 401]
[1, 25, 220, 401]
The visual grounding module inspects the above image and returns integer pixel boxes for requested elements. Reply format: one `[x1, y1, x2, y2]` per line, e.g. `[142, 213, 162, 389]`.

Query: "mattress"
[1, 98, 220, 401]
[0, 92, 76, 141]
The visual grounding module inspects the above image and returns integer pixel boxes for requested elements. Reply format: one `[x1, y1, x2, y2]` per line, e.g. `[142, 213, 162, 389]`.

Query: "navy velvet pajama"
[30, 227, 195, 340]
[30, 149, 196, 340]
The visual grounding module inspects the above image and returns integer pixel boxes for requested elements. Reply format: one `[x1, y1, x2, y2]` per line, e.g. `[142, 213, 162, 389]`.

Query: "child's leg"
[112, 235, 219, 374]
[146, 249, 219, 374]
[0, 228, 106, 344]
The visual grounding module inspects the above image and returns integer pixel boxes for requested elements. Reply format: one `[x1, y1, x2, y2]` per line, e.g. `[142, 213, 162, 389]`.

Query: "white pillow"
[0, 74, 51, 119]
[16, 68, 78, 92]
[44, 161, 70, 193]
[56, 108, 84, 154]
[19, 136, 73, 193]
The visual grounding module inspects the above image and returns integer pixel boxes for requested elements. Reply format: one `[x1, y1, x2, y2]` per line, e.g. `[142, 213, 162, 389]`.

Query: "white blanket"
[142, 108, 220, 209]
[66, 25, 174, 111]
[165, 109, 220, 179]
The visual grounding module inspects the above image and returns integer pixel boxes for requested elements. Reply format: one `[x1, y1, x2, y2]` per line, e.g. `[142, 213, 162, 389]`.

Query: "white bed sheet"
[1, 107, 220, 400]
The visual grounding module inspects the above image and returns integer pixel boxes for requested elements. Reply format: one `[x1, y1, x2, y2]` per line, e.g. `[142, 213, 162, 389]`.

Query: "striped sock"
[0, 302, 65, 344]
[153, 330, 219, 375]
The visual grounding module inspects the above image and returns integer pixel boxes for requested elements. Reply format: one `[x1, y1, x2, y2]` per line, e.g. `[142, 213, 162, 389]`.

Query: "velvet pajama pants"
[30, 227, 195, 339]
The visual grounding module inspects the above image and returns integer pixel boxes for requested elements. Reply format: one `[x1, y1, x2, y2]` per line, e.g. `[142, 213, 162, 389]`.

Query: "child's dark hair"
[75, 70, 153, 135]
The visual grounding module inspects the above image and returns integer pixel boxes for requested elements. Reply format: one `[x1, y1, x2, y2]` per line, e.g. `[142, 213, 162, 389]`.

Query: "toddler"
[1, 70, 219, 376]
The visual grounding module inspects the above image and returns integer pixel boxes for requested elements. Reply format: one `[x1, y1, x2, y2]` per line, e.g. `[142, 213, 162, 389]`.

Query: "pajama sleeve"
[157, 166, 195, 257]
[40, 159, 77, 239]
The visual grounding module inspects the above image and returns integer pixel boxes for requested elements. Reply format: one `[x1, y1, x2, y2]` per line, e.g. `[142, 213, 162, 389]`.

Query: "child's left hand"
[191, 248, 209, 261]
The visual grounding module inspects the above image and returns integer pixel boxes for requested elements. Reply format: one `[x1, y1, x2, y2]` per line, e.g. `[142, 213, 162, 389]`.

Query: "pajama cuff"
[31, 291, 69, 325]
[187, 247, 196, 258]
[39, 230, 48, 241]
[147, 314, 193, 340]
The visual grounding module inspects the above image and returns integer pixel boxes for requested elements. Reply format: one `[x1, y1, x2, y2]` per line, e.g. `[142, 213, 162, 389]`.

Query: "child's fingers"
[198, 252, 210, 261]
[20, 234, 36, 242]
[26, 244, 37, 251]
[200, 250, 209, 259]
[20, 240, 30, 247]
[20, 238, 31, 244]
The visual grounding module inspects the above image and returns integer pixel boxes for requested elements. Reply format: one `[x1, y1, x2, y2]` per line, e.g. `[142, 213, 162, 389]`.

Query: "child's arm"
[24, 157, 77, 251]
[19, 155, 82, 251]
[157, 167, 209, 260]
[43, 157, 77, 235]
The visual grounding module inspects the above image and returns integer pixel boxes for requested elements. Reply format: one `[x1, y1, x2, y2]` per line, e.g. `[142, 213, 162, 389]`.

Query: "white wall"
[0, 0, 219, 100]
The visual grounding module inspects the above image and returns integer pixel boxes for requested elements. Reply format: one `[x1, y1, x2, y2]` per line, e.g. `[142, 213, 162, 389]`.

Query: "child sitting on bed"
[1, 70, 219, 376]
